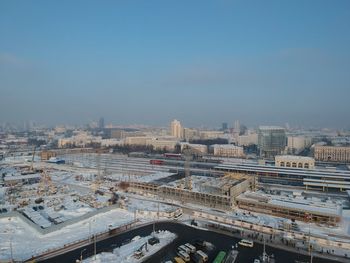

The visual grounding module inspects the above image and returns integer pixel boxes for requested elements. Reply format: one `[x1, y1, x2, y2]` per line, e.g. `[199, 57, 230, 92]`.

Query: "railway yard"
[0, 152, 350, 262]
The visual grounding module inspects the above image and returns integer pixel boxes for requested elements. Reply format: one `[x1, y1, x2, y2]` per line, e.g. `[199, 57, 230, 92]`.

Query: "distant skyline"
[1, 1, 350, 129]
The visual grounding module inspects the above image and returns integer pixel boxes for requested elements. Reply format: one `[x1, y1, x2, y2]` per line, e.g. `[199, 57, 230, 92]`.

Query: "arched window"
[298, 163, 303, 168]
[304, 163, 309, 169]
[286, 162, 291, 167]
[292, 162, 297, 168]
[280, 162, 285, 167]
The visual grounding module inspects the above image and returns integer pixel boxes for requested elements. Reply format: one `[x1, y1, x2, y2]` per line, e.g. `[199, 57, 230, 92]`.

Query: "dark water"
[41, 222, 339, 263]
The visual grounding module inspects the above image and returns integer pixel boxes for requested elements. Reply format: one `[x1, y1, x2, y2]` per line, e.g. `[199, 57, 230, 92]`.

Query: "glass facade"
[258, 126, 286, 158]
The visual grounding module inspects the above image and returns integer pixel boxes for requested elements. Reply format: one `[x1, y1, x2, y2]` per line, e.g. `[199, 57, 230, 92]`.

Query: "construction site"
[1, 148, 350, 262]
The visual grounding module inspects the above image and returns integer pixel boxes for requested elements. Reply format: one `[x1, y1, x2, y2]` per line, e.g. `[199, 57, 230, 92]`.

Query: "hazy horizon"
[1, 1, 350, 129]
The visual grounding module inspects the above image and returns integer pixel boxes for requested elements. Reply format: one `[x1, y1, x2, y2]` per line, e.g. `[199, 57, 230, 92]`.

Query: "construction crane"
[37, 169, 56, 196]
[91, 151, 102, 193]
[30, 146, 36, 172]
[182, 144, 203, 191]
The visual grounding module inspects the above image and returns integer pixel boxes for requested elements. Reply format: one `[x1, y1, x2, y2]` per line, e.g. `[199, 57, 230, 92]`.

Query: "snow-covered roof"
[237, 191, 342, 217]
[3, 174, 41, 181]
[275, 155, 315, 162]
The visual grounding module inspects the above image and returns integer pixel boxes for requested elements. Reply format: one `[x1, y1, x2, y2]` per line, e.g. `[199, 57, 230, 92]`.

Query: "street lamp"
[80, 248, 87, 262]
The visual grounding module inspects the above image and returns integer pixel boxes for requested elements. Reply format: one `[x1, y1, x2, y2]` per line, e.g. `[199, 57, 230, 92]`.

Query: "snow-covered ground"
[83, 230, 176, 263]
[0, 208, 134, 261]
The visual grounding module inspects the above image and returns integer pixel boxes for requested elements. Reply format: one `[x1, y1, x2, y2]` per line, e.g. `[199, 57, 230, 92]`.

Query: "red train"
[150, 159, 164, 165]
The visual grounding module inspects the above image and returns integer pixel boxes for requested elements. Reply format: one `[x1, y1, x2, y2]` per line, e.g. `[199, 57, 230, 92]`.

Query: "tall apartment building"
[314, 146, 350, 163]
[170, 119, 183, 139]
[258, 126, 286, 159]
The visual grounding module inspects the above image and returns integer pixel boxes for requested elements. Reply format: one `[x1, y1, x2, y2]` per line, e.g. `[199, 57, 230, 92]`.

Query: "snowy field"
[0, 208, 134, 261]
[83, 230, 176, 263]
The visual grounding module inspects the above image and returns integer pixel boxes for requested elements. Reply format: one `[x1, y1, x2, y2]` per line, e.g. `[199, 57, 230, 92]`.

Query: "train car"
[164, 153, 182, 159]
[149, 159, 164, 165]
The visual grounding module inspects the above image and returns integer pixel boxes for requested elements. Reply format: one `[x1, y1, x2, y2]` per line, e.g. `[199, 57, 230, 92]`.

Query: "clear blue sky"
[1, 0, 349, 128]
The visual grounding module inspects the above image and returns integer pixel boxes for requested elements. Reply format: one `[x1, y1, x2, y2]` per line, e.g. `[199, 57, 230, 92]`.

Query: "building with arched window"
[275, 155, 315, 169]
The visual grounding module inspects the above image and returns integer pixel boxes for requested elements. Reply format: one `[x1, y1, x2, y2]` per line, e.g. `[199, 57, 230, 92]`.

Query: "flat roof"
[4, 174, 41, 181]
[259, 126, 285, 130]
[237, 191, 342, 217]
[215, 163, 350, 179]
[275, 155, 315, 162]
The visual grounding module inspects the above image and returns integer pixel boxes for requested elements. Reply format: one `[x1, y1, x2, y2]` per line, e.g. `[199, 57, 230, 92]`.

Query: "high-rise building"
[99, 117, 105, 130]
[170, 119, 183, 139]
[222, 122, 228, 131]
[258, 126, 286, 158]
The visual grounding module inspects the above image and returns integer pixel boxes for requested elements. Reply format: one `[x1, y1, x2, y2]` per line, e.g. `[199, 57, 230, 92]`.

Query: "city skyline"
[1, 1, 350, 128]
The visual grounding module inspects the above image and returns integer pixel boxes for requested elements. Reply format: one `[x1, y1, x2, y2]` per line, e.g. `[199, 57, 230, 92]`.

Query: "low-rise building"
[124, 136, 153, 145]
[275, 155, 315, 169]
[236, 133, 258, 146]
[314, 145, 350, 163]
[146, 139, 177, 151]
[3, 174, 41, 186]
[180, 143, 207, 154]
[210, 144, 244, 158]
[199, 131, 225, 139]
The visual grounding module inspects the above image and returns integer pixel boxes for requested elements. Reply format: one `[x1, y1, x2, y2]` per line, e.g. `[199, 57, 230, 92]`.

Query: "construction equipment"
[30, 146, 36, 172]
[182, 144, 203, 191]
[37, 169, 56, 196]
[91, 152, 102, 193]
